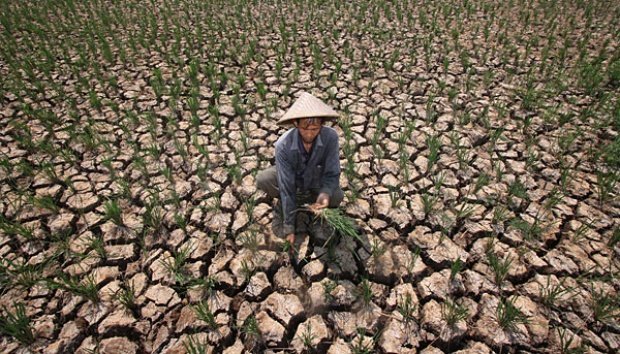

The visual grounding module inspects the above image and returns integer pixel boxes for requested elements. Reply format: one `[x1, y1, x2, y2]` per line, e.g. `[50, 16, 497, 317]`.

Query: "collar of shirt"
[290, 127, 324, 154]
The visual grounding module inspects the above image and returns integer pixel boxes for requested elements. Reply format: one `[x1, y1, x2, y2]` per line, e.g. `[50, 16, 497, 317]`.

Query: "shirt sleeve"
[319, 132, 340, 197]
[275, 144, 296, 235]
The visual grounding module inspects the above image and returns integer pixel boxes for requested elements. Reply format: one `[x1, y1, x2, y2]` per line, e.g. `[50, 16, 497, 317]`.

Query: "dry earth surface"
[0, 0, 619, 353]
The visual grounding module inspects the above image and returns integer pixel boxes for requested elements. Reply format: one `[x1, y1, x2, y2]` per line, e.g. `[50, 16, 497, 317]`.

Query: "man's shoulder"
[321, 126, 339, 142]
[275, 128, 296, 150]
[322, 126, 337, 134]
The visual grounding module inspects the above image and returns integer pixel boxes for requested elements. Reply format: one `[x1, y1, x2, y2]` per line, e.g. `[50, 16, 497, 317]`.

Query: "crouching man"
[256, 92, 344, 247]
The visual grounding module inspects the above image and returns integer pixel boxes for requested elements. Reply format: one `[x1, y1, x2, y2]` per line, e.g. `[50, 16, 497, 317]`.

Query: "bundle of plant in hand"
[308, 206, 362, 244]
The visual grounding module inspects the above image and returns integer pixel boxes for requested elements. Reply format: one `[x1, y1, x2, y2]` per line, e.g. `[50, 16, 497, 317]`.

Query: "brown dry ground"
[0, 0, 619, 353]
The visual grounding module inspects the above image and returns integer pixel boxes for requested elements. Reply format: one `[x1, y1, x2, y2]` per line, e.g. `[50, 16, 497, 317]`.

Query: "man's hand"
[309, 192, 330, 212]
[285, 233, 295, 249]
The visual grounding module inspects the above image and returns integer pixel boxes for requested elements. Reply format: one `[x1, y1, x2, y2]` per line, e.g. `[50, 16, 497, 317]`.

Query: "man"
[256, 92, 344, 247]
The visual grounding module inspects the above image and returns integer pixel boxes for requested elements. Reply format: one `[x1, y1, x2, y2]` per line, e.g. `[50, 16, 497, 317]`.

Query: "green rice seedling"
[487, 251, 512, 286]
[103, 199, 124, 226]
[227, 164, 242, 185]
[540, 276, 575, 309]
[346, 178, 361, 203]
[322, 279, 337, 303]
[448, 131, 470, 169]
[243, 196, 257, 223]
[558, 162, 574, 193]
[543, 188, 564, 212]
[496, 296, 530, 331]
[150, 68, 164, 100]
[509, 216, 543, 241]
[192, 134, 210, 160]
[425, 93, 438, 124]
[256, 80, 267, 101]
[370, 237, 387, 261]
[113, 280, 137, 315]
[450, 257, 463, 280]
[421, 191, 439, 215]
[161, 165, 173, 182]
[595, 171, 617, 205]
[169, 190, 182, 210]
[88, 89, 103, 111]
[50, 229, 79, 264]
[142, 143, 161, 166]
[405, 247, 421, 277]
[370, 112, 387, 158]
[442, 298, 469, 326]
[357, 278, 373, 307]
[0, 258, 47, 290]
[388, 185, 402, 208]
[579, 59, 605, 96]
[525, 146, 540, 171]
[174, 137, 189, 162]
[240, 315, 260, 348]
[240, 259, 255, 284]
[174, 212, 187, 233]
[205, 192, 222, 213]
[349, 327, 379, 354]
[0, 157, 13, 177]
[183, 335, 210, 354]
[297, 322, 316, 352]
[161, 244, 194, 285]
[237, 227, 259, 255]
[591, 286, 620, 323]
[88, 234, 107, 260]
[39, 161, 61, 185]
[454, 202, 475, 224]
[341, 115, 353, 148]
[188, 276, 217, 298]
[29, 194, 59, 214]
[343, 142, 357, 183]
[555, 326, 588, 354]
[0, 215, 35, 241]
[193, 300, 218, 330]
[50, 272, 100, 303]
[370, 135, 384, 160]
[143, 196, 165, 235]
[491, 205, 508, 227]
[426, 133, 441, 172]
[570, 220, 593, 243]
[0, 303, 35, 345]
[239, 126, 250, 153]
[397, 293, 417, 324]
[183, 334, 209, 354]
[478, 105, 491, 128]
[508, 180, 529, 201]
[115, 177, 132, 201]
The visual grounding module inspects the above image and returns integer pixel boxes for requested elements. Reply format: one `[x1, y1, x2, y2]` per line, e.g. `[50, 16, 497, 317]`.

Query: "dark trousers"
[256, 166, 344, 207]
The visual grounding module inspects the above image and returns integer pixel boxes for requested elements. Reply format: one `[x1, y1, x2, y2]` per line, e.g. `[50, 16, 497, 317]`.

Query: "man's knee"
[255, 169, 269, 191]
[329, 188, 344, 207]
[256, 166, 279, 198]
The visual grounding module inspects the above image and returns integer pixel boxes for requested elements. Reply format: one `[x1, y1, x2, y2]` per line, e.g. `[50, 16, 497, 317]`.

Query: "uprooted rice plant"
[0, 0, 619, 352]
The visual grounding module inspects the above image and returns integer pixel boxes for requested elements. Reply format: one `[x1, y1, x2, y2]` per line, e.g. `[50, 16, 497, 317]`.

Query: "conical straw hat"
[277, 92, 339, 125]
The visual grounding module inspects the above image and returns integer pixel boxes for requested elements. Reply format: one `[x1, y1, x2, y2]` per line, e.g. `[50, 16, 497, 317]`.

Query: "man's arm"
[275, 145, 297, 236]
[319, 132, 340, 198]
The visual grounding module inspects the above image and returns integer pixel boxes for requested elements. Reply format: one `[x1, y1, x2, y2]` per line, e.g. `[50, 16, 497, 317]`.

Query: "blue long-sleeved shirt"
[275, 126, 340, 235]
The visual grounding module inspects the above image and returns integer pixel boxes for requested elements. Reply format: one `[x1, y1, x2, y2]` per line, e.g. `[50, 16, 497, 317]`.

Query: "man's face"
[296, 118, 322, 144]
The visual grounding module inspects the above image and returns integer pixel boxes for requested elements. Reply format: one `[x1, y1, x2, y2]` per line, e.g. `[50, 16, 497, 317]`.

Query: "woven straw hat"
[276, 92, 339, 125]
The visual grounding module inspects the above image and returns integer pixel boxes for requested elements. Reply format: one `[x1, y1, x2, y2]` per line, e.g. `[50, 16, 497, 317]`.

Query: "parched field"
[1, 0, 619, 353]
